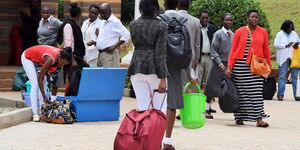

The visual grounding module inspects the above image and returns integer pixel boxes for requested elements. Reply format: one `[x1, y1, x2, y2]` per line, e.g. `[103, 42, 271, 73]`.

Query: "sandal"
[235, 120, 244, 125]
[256, 120, 269, 128]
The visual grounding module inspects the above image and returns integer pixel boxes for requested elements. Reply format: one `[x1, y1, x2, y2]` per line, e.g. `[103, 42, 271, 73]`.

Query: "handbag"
[40, 99, 77, 124]
[246, 26, 271, 78]
[218, 78, 239, 113]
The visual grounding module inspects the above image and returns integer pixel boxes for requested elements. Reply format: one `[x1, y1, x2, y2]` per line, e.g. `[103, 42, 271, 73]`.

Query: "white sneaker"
[33, 114, 40, 122]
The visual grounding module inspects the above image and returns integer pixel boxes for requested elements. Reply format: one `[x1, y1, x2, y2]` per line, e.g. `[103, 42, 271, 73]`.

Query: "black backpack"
[263, 75, 277, 100]
[158, 14, 192, 69]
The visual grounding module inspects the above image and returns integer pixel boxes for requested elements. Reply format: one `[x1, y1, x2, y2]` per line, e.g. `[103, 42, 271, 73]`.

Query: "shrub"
[121, 0, 135, 25]
[189, 0, 271, 33]
[58, 0, 64, 21]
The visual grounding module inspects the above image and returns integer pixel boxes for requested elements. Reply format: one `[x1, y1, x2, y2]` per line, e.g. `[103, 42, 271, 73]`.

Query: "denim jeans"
[277, 59, 299, 98]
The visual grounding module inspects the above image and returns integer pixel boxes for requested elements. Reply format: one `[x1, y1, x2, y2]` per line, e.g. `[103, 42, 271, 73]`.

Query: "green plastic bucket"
[180, 82, 206, 129]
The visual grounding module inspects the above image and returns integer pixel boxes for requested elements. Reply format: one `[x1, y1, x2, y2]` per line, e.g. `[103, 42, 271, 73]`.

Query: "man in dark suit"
[197, 9, 217, 119]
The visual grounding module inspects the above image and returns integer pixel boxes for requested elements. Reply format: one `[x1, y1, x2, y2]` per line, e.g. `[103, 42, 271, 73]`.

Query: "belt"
[201, 53, 210, 56]
[98, 49, 105, 53]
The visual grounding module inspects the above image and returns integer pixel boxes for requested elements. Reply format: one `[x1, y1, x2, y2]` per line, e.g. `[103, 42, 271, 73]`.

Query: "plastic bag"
[291, 47, 300, 68]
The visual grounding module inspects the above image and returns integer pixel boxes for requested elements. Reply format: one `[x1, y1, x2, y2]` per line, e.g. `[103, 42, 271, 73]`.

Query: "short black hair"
[247, 9, 259, 17]
[199, 9, 209, 17]
[139, 0, 160, 17]
[179, 0, 190, 9]
[221, 13, 233, 21]
[70, 2, 81, 18]
[60, 47, 72, 62]
[164, 0, 179, 10]
[89, 4, 100, 11]
[281, 20, 294, 32]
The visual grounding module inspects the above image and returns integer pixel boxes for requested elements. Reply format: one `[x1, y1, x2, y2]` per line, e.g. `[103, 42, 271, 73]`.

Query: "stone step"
[0, 79, 14, 88]
[0, 88, 12, 91]
[0, 72, 16, 79]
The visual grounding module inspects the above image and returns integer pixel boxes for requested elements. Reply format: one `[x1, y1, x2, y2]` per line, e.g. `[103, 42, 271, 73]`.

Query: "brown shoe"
[256, 120, 269, 128]
[163, 144, 175, 150]
[277, 96, 283, 101]
[205, 110, 214, 119]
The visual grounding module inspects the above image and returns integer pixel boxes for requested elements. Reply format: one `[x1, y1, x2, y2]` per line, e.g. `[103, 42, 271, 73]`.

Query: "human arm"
[227, 29, 240, 69]
[104, 21, 130, 53]
[154, 23, 168, 78]
[263, 29, 272, 66]
[211, 32, 225, 72]
[193, 20, 201, 69]
[63, 24, 74, 50]
[38, 56, 53, 103]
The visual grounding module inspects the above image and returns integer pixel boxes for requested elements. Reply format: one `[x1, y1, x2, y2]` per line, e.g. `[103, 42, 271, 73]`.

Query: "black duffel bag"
[263, 75, 276, 100]
[218, 78, 239, 113]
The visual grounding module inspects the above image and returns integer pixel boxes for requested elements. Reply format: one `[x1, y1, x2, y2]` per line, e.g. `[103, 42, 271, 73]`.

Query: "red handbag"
[114, 91, 166, 150]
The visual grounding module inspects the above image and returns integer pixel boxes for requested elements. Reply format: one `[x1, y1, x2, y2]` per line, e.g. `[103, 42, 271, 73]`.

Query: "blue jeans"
[277, 59, 299, 98]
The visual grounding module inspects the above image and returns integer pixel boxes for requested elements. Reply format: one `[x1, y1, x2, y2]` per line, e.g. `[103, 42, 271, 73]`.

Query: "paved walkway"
[0, 85, 300, 150]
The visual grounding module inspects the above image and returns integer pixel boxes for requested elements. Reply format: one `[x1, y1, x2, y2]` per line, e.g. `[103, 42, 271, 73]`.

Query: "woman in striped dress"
[226, 10, 272, 127]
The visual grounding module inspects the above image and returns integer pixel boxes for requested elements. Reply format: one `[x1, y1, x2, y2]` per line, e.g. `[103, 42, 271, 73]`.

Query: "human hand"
[157, 78, 167, 93]
[219, 64, 226, 72]
[293, 42, 299, 49]
[226, 67, 231, 77]
[104, 46, 116, 54]
[43, 97, 49, 103]
[286, 42, 294, 48]
[87, 40, 96, 46]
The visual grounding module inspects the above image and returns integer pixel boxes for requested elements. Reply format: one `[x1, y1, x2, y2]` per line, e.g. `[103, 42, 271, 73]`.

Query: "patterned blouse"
[127, 16, 168, 78]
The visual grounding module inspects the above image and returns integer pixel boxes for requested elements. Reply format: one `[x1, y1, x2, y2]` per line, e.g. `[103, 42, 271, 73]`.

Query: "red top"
[228, 26, 272, 69]
[24, 45, 62, 72]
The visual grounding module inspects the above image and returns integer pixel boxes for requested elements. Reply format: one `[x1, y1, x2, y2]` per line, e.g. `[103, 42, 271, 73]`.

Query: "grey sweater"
[37, 16, 62, 45]
[210, 29, 234, 66]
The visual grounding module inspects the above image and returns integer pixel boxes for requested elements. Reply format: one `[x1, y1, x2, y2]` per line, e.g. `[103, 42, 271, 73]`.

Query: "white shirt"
[221, 26, 231, 36]
[274, 30, 300, 66]
[42, 15, 52, 22]
[96, 14, 130, 50]
[82, 18, 102, 62]
[201, 27, 210, 53]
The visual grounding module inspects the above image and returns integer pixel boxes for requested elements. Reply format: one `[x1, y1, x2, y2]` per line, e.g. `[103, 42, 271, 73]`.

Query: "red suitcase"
[114, 91, 166, 150]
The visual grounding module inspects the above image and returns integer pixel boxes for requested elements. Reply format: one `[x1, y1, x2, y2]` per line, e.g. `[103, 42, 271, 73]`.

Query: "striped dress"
[231, 36, 269, 122]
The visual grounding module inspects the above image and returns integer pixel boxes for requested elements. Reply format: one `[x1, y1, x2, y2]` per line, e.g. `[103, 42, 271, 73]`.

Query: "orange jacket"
[228, 26, 272, 69]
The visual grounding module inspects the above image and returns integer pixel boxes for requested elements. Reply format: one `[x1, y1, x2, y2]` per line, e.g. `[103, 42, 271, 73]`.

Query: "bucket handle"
[183, 82, 202, 95]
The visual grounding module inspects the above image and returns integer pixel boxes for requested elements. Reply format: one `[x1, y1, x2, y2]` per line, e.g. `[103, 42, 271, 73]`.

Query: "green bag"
[12, 68, 28, 91]
[180, 82, 207, 129]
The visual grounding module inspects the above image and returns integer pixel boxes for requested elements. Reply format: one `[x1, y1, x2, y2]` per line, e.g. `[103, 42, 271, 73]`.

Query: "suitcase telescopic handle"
[148, 89, 167, 111]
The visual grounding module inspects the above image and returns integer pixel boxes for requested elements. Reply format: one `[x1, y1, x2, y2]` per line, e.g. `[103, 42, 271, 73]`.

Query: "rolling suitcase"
[114, 90, 166, 150]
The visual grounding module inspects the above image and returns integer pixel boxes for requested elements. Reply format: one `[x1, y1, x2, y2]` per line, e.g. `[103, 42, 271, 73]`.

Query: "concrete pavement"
[0, 85, 300, 150]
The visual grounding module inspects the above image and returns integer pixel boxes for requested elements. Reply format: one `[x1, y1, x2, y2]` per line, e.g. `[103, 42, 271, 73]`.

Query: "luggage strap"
[148, 89, 167, 111]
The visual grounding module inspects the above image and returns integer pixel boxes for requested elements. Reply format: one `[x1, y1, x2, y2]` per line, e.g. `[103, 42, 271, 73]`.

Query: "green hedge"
[189, 0, 270, 33]
[121, 0, 135, 25]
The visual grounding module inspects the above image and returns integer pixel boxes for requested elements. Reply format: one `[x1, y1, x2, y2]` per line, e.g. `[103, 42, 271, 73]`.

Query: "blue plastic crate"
[56, 67, 127, 122]
[23, 92, 51, 107]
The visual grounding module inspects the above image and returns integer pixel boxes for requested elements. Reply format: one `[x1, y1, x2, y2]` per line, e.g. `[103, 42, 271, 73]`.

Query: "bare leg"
[165, 108, 176, 138]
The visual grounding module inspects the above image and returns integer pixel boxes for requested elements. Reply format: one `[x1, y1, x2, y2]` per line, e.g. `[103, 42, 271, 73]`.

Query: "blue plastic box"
[23, 92, 51, 106]
[57, 67, 127, 122]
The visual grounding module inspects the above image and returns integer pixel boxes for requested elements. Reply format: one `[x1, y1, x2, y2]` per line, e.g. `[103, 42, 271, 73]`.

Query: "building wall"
[63, 0, 121, 21]
[0, 0, 27, 65]
[0, 0, 121, 65]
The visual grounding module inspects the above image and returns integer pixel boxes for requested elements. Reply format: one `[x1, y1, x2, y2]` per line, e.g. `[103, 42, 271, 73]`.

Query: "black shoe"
[176, 114, 181, 120]
[209, 108, 217, 113]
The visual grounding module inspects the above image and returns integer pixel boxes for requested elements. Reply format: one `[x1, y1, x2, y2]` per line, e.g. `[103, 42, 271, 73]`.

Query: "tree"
[189, 0, 270, 33]
[121, 0, 135, 24]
